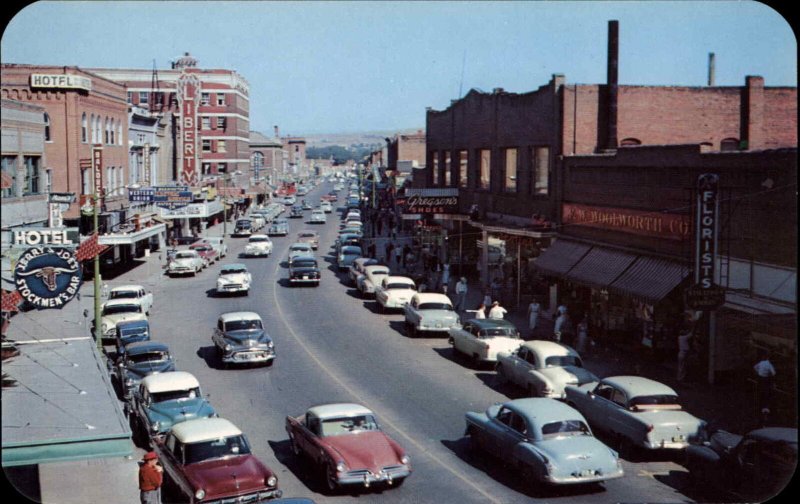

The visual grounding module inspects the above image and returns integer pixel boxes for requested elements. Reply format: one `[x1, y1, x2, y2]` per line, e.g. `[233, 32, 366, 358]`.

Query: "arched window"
[620, 138, 641, 146]
[81, 113, 88, 143]
[110, 119, 115, 145]
[105, 117, 110, 144]
[720, 138, 740, 152]
[118, 122, 123, 145]
[91, 114, 96, 143]
[44, 113, 51, 142]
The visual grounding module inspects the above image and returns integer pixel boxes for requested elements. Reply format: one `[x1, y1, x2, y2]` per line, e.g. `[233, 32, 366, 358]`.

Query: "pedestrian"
[138, 451, 163, 504]
[753, 349, 776, 420]
[676, 314, 694, 382]
[440, 264, 451, 294]
[527, 298, 541, 336]
[405, 250, 415, 271]
[576, 314, 589, 353]
[488, 301, 507, 320]
[402, 244, 411, 268]
[385, 241, 393, 262]
[553, 310, 569, 343]
[482, 290, 492, 308]
[466, 303, 487, 319]
[394, 245, 402, 267]
[454, 277, 468, 311]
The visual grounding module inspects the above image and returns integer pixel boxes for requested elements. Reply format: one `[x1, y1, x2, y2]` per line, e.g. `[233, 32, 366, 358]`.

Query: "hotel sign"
[30, 74, 92, 91]
[562, 203, 690, 241]
[178, 74, 200, 186]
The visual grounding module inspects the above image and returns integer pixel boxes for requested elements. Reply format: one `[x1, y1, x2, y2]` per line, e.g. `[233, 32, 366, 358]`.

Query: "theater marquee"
[562, 203, 690, 241]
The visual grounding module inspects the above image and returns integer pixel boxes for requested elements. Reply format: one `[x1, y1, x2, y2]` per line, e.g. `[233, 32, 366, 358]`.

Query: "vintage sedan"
[113, 341, 176, 401]
[335, 233, 361, 255]
[565, 376, 707, 454]
[98, 298, 148, 341]
[212, 312, 276, 367]
[168, 250, 205, 276]
[189, 242, 218, 268]
[465, 398, 624, 486]
[309, 209, 327, 224]
[288, 242, 314, 262]
[297, 230, 320, 250]
[496, 340, 598, 398]
[130, 371, 216, 443]
[154, 417, 282, 503]
[301, 199, 313, 210]
[232, 218, 254, 237]
[107, 284, 153, 315]
[684, 427, 797, 501]
[320, 201, 333, 213]
[249, 213, 266, 231]
[348, 257, 380, 285]
[285, 403, 411, 491]
[283, 195, 297, 205]
[202, 236, 228, 258]
[449, 318, 523, 368]
[215, 263, 251, 295]
[357, 264, 391, 297]
[242, 234, 273, 257]
[268, 218, 290, 236]
[374, 276, 417, 312]
[114, 319, 151, 354]
[337, 245, 362, 271]
[290, 205, 304, 218]
[288, 256, 321, 286]
[404, 293, 461, 337]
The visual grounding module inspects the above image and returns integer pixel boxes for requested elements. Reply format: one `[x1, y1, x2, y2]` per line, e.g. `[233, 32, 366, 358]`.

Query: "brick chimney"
[743, 75, 765, 150]
[708, 53, 716, 86]
[605, 20, 619, 150]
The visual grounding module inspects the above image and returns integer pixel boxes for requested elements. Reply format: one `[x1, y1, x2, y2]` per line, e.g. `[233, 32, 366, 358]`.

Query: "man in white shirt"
[488, 301, 507, 320]
[454, 277, 468, 312]
[754, 350, 776, 416]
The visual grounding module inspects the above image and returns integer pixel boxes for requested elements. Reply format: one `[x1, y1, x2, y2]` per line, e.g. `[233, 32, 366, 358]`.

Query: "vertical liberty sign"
[178, 74, 200, 186]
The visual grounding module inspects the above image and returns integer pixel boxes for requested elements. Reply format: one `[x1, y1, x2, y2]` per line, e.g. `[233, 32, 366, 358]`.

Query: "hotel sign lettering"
[562, 203, 690, 241]
[31, 74, 92, 91]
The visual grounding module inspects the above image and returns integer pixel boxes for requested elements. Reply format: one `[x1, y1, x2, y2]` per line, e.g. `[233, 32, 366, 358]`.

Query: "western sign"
[14, 247, 83, 310]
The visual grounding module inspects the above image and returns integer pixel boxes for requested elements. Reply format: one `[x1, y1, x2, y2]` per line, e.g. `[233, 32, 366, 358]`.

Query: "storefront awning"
[533, 239, 591, 276]
[98, 223, 166, 246]
[608, 255, 689, 304]
[565, 247, 637, 289]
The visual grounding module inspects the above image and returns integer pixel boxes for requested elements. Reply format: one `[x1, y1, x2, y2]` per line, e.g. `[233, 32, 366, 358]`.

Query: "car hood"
[223, 329, 271, 345]
[149, 399, 214, 425]
[324, 432, 402, 472]
[218, 274, 249, 283]
[125, 359, 175, 379]
[537, 366, 598, 387]
[185, 455, 271, 499]
[104, 312, 147, 326]
[534, 436, 618, 469]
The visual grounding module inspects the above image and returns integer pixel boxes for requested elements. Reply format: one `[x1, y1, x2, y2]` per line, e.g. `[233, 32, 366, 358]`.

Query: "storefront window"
[504, 148, 517, 192]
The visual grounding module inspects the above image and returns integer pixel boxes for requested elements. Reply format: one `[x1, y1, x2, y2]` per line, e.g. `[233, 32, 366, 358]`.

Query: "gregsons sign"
[400, 194, 459, 215]
[14, 247, 83, 310]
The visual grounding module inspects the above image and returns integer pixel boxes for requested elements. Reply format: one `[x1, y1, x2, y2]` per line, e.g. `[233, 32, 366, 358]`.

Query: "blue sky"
[2, 1, 795, 136]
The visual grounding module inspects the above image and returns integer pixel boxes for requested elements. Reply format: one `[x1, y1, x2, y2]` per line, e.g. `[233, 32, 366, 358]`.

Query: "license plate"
[303, 276, 309, 280]
[672, 436, 685, 442]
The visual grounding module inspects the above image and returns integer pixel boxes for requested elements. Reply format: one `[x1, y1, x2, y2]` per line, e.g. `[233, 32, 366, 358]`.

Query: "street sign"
[686, 283, 725, 310]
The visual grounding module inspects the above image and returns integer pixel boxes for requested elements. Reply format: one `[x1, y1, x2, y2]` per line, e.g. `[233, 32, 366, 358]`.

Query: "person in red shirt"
[139, 451, 163, 504]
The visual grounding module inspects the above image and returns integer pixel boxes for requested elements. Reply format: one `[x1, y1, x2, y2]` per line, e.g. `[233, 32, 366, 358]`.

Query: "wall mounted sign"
[8, 227, 79, 248]
[398, 189, 459, 215]
[178, 74, 200, 186]
[30, 74, 92, 91]
[562, 203, 691, 241]
[14, 247, 83, 310]
[688, 173, 724, 310]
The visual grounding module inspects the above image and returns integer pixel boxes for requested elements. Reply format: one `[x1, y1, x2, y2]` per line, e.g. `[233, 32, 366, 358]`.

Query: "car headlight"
[224, 344, 232, 352]
[339, 255, 345, 261]
[194, 488, 205, 500]
[151, 421, 160, 432]
[102, 323, 109, 332]
[125, 378, 134, 387]
[400, 455, 410, 465]
[266, 475, 277, 487]
[336, 461, 347, 472]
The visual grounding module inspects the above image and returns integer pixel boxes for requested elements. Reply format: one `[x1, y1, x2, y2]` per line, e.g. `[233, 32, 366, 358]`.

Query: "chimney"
[708, 53, 716, 86]
[274, 125, 280, 138]
[605, 20, 619, 150]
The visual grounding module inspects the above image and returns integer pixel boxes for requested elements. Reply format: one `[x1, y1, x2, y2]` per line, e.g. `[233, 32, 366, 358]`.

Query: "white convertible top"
[172, 417, 242, 443]
[383, 276, 415, 287]
[307, 403, 374, 421]
[142, 371, 200, 393]
[520, 340, 579, 358]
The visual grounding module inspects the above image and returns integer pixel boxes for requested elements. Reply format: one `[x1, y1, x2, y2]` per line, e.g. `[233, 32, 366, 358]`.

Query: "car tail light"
[646, 424, 654, 433]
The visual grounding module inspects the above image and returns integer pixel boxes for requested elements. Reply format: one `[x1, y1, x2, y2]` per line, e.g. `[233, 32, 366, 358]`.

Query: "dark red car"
[189, 242, 218, 268]
[154, 417, 282, 502]
[285, 403, 411, 492]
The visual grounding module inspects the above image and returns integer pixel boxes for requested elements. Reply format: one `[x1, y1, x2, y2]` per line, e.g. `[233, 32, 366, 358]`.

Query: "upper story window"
[431, 152, 439, 186]
[720, 138, 740, 151]
[81, 113, 88, 143]
[104, 117, 110, 144]
[458, 150, 468, 188]
[478, 149, 491, 190]
[110, 119, 115, 145]
[139, 91, 148, 105]
[201, 93, 210, 105]
[118, 122, 123, 146]
[1, 156, 17, 198]
[217, 117, 226, 131]
[202, 139, 211, 152]
[216, 94, 225, 106]
[444, 152, 452, 187]
[504, 148, 518, 192]
[23, 156, 40, 195]
[202, 117, 211, 129]
[44, 113, 51, 142]
[127, 92, 133, 104]
[217, 162, 227, 173]
[531, 146, 549, 195]
[217, 140, 227, 153]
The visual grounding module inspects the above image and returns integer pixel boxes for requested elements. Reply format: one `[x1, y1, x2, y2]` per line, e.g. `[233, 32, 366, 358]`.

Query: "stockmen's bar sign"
[398, 189, 459, 215]
[562, 203, 691, 241]
[178, 74, 200, 186]
[688, 173, 725, 310]
[92, 145, 104, 207]
[14, 247, 83, 310]
[30, 74, 92, 91]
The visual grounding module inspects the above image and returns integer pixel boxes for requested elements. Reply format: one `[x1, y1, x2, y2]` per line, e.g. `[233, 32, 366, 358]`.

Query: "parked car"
[107, 284, 153, 315]
[496, 340, 598, 398]
[202, 236, 228, 258]
[374, 276, 417, 312]
[114, 319, 151, 354]
[297, 230, 320, 250]
[288, 242, 314, 262]
[212, 312, 276, 367]
[337, 245, 362, 271]
[338, 228, 362, 241]
[335, 234, 362, 256]
[310, 210, 326, 224]
[112, 341, 176, 401]
[243, 234, 273, 257]
[154, 417, 282, 502]
[216, 263, 252, 295]
[404, 293, 461, 337]
[189, 242, 218, 268]
[268, 218, 290, 236]
[289, 256, 321, 286]
[449, 318, 523, 368]
[684, 427, 797, 501]
[357, 264, 391, 297]
[348, 257, 381, 286]
[565, 376, 707, 454]
[98, 298, 148, 341]
[465, 398, 624, 486]
[290, 205, 304, 218]
[130, 371, 216, 443]
[168, 249, 205, 276]
[346, 196, 360, 209]
[285, 403, 411, 491]
[232, 219, 254, 237]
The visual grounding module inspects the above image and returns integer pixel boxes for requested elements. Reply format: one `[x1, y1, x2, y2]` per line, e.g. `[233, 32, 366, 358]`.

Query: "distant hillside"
[303, 128, 423, 149]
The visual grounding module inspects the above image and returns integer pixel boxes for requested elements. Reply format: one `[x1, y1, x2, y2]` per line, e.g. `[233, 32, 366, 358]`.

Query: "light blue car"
[337, 245, 362, 271]
[465, 398, 623, 486]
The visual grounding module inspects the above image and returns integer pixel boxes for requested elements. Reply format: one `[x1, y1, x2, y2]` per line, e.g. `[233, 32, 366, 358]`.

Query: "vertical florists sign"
[177, 73, 201, 187]
[687, 173, 725, 309]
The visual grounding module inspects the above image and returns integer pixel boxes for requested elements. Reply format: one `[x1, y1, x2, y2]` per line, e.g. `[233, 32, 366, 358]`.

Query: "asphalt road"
[143, 182, 696, 504]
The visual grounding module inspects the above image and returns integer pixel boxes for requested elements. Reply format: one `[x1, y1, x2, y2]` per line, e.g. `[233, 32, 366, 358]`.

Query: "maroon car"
[154, 417, 282, 502]
[189, 242, 218, 268]
[285, 403, 411, 492]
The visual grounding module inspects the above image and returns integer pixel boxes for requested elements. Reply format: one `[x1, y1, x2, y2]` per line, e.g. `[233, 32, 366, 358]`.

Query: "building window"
[23, 156, 40, 194]
[202, 117, 211, 129]
[201, 93, 210, 105]
[720, 137, 740, 151]
[202, 163, 211, 176]
[532, 146, 549, 195]
[620, 138, 641, 146]
[45, 168, 52, 193]
[81, 168, 90, 195]
[478, 149, 491, 190]
[154, 92, 163, 106]
[217, 163, 227, 173]
[81, 113, 88, 143]
[44, 113, 51, 142]
[458, 150, 468, 188]
[202, 139, 211, 152]
[444, 152, 452, 187]
[110, 119, 115, 145]
[217, 117, 226, 131]
[1, 156, 17, 198]
[105, 118, 110, 144]
[216, 94, 225, 106]
[217, 140, 227, 153]
[106, 167, 113, 195]
[431, 152, 439, 186]
[504, 148, 518, 192]
[118, 122, 123, 146]
[139, 91, 148, 104]
[127, 92, 133, 104]
[90, 114, 96, 143]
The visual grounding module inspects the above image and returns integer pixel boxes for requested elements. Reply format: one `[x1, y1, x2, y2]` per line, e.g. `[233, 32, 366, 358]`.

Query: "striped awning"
[609, 255, 689, 304]
[533, 239, 591, 276]
[565, 247, 638, 288]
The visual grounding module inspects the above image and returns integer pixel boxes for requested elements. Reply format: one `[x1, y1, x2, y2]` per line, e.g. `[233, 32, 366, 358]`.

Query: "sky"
[2, 1, 796, 136]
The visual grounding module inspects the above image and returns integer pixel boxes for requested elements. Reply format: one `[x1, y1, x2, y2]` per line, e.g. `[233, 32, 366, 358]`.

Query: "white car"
[107, 285, 153, 316]
[288, 242, 314, 261]
[216, 263, 252, 295]
[98, 298, 148, 341]
[344, 210, 361, 221]
[497, 340, 598, 398]
[449, 318, 524, 368]
[202, 236, 228, 258]
[309, 210, 326, 224]
[374, 276, 417, 312]
[283, 195, 297, 205]
[403, 293, 461, 336]
[250, 214, 266, 231]
[348, 257, 380, 286]
[320, 201, 333, 213]
[243, 235, 273, 257]
[357, 264, 391, 297]
[168, 250, 205, 276]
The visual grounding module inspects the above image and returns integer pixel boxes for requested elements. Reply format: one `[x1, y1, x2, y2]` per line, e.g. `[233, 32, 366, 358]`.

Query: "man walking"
[676, 314, 693, 382]
[139, 451, 163, 504]
[454, 277, 468, 312]
[753, 349, 777, 422]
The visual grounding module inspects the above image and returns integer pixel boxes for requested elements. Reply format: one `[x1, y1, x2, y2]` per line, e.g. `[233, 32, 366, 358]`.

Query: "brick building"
[387, 130, 426, 170]
[249, 130, 284, 186]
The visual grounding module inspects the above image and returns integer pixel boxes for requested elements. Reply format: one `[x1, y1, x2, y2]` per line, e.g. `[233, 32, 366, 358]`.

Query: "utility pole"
[92, 145, 103, 351]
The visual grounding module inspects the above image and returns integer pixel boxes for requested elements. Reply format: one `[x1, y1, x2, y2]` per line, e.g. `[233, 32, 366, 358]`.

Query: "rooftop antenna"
[150, 59, 160, 113]
[458, 49, 466, 98]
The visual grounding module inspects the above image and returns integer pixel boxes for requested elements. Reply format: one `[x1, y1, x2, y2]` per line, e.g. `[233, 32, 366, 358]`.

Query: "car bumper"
[289, 277, 320, 284]
[643, 438, 693, 450]
[544, 466, 624, 485]
[168, 267, 194, 275]
[382, 298, 410, 309]
[244, 250, 270, 257]
[217, 284, 248, 293]
[202, 488, 282, 503]
[336, 466, 411, 487]
[222, 348, 276, 364]
[418, 324, 460, 333]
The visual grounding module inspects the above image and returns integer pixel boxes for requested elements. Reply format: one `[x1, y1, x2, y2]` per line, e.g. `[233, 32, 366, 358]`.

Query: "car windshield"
[299, 233, 316, 238]
[103, 304, 141, 315]
[370, 270, 389, 277]
[541, 420, 591, 437]
[249, 237, 269, 243]
[151, 387, 201, 403]
[225, 319, 262, 331]
[128, 351, 169, 364]
[387, 283, 414, 290]
[193, 246, 211, 252]
[184, 435, 251, 464]
[418, 302, 453, 311]
[480, 328, 517, 338]
[629, 395, 681, 408]
[545, 355, 583, 367]
[236, 220, 251, 226]
[220, 267, 246, 275]
[175, 252, 196, 259]
[110, 290, 138, 299]
[291, 245, 311, 252]
[320, 415, 379, 436]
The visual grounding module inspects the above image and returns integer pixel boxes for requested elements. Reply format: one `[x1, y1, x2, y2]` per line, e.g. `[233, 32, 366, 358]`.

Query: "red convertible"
[189, 242, 218, 268]
[154, 417, 282, 502]
[285, 403, 411, 492]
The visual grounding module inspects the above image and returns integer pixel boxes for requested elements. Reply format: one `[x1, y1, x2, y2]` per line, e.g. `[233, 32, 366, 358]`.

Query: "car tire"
[325, 464, 339, 494]
[472, 354, 482, 369]
[467, 427, 481, 453]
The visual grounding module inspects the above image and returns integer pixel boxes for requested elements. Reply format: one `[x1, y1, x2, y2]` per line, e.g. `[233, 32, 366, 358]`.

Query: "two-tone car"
[404, 293, 461, 337]
[288, 242, 314, 263]
[348, 257, 380, 286]
[565, 376, 707, 455]
[130, 371, 216, 444]
[167, 250, 205, 277]
[212, 312, 276, 367]
[496, 340, 598, 398]
[107, 284, 153, 315]
[189, 242, 218, 268]
[113, 341, 176, 401]
[336, 245, 362, 271]
[232, 219, 254, 237]
[242, 234, 273, 257]
[465, 398, 624, 486]
[154, 417, 282, 503]
[449, 318, 523, 368]
[202, 236, 228, 258]
[285, 403, 411, 492]
[297, 230, 320, 250]
[98, 298, 148, 342]
[356, 264, 390, 298]
[375, 276, 416, 312]
[288, 256, 321, 286]
[215, 263, 251, 295]
[268, 218, 290, 237]
[335, 233, 361, 255]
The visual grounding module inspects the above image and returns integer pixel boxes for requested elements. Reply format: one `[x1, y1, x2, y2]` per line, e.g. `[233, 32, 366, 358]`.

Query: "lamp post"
[91, 146, 103, 351]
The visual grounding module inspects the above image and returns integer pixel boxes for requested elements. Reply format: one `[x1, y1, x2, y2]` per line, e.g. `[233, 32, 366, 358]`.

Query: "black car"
[288, 257, 321, 286]
[684, 427, 797, 501]
[233, 219, 253, 237]
[290, 205, 304, 218]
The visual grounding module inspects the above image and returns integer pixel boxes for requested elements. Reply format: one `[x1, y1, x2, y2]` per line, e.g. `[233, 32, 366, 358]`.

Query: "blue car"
[115, 341, 176, 401]
[114, 319, 150, 354]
